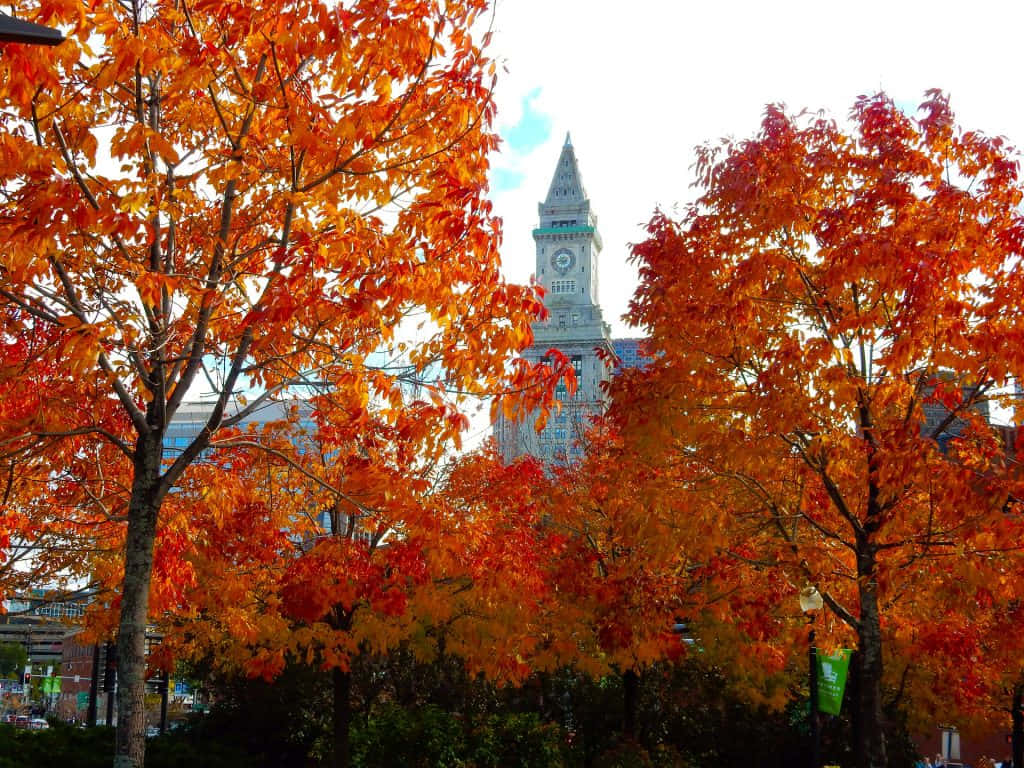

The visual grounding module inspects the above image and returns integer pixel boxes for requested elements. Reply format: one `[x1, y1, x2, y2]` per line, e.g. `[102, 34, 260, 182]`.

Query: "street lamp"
[800, 586, 823, 768]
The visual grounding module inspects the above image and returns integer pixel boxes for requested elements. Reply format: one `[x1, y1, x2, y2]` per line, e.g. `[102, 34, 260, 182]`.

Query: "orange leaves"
[612, 90, 1024, 722]
[0, 0, 605, 738]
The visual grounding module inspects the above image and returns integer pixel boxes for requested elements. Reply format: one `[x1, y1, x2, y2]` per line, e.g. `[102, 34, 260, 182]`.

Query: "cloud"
[502, 87, 552, 155]
[487, 0, 1024, 337]
[488, 88, 552, 194]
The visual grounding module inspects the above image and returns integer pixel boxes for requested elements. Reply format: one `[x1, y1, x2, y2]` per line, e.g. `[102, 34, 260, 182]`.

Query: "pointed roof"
[543, 134, 587, 206]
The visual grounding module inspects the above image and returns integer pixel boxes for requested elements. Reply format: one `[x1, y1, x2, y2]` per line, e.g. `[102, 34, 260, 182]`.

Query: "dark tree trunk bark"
[1012, 681, 1023, 768]
[332, 666, 352, 768]
[159, 670, 168, 734]
[113, 432, 163, 768]
[104, 641, 116, 727]
[809, 632, 820, 768]
[623, 669, 639, 741]
[87, 644, 100, 727]
[329, 606, 354, 768]
[855, 546, 887, 768]
[848, 651, 862, 768]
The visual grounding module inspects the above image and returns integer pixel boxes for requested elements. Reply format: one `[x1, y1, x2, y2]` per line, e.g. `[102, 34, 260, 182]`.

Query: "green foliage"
[0, 722, 253, 768]
[183, 664, 330, 768]
[177, 650, 921, 767]
[350, 705, 565, 768]
[590, 740, 654, 768]
[0, 722, 112, 768]
[143, 728, 256, 768]
[467, 712, 564, 768]
[0, 643, 27, 679]
[351, 704, 467, 768]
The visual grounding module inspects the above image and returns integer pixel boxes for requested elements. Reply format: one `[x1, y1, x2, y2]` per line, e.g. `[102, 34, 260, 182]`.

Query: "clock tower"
[497, 134, 614, 463]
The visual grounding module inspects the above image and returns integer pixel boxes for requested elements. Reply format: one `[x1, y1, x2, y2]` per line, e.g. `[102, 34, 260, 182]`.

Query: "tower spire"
[544, 134, 586, 206]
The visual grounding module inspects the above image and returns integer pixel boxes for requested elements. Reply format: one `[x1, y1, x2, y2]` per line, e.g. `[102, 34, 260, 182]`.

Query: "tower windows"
[551, 280, 576, 294]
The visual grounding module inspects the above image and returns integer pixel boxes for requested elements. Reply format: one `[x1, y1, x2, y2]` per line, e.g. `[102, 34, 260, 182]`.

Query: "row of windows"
[554, 312, 585, 328]
[551, 280, 576, 294]
[35, 602, 84, 618]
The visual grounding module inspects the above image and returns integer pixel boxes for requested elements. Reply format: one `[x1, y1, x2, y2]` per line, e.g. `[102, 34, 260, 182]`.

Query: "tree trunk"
[113, 433, 163, 768]
[809, 631, 820, 768]
[623, 669, 639, 741]
[1012, 681, 1023, 768]
[329, 606, 354, 768]
[855, 548, 887, 768]
[104, 641, 116, 727]
[87, 644, 100, 727]
[332, 665, 352, 768]
[848, 651, 862, 768]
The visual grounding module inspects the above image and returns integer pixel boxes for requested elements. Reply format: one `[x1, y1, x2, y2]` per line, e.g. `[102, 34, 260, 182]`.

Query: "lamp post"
[800, 586, 824, 768]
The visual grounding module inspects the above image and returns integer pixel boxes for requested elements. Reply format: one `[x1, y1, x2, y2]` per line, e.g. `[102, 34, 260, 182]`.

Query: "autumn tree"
[0, 0, 562, 764]
[152, 431, 567, 766]
[535, 415, 802, 743]
[617, 92, 1024, 768]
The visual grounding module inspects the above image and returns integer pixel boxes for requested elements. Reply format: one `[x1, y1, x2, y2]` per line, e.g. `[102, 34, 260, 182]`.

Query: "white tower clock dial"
[551, 248, 575, 273]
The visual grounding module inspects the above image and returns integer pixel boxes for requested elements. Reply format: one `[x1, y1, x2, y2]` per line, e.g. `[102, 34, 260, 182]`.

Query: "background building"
[496, 137, 647, 463]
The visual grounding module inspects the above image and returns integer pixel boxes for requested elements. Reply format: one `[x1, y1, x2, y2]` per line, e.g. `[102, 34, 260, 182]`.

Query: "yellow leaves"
[373, 74, 392, 101]
[135, 271, 181, 308]
[58, 317, 107, 377]
[120, 192, 149, 215]
[111, 123, 180, 166]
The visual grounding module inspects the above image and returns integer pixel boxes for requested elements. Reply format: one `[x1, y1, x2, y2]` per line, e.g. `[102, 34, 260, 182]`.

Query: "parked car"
[28, 718, 48, 730]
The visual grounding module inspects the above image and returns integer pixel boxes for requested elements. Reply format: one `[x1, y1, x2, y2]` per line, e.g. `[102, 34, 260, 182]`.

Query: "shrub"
[468, 712, 564, 768]
[351, 704, 466, 768]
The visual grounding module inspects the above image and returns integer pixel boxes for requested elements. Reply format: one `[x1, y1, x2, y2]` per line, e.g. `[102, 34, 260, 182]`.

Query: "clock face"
[552, 249, 575, 273]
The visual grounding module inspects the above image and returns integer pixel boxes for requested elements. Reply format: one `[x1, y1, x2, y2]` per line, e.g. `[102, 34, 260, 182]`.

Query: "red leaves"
[279, 536, 428, 625]
[613, 89, 1024, 724]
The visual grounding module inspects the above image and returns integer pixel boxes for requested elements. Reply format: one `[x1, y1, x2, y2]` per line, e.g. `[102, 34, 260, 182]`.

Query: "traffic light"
[22, 672, 30, 686]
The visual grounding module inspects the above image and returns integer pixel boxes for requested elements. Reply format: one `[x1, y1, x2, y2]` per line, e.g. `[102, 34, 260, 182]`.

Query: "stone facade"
[496, 136, 617, 464]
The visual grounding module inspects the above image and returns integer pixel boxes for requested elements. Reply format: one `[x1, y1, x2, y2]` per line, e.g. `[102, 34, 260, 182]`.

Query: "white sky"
[486, 0, 1024, 337]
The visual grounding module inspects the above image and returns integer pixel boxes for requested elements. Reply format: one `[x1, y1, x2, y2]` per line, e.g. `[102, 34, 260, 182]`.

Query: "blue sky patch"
[503, 87, 552, 153]
[893, 98, 919, 117]
[492, 167, 526, 192]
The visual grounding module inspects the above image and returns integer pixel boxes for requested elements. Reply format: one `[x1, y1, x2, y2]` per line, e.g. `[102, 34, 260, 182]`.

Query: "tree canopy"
[0, 0, 567, 764]
[615, 91, 1024, 768]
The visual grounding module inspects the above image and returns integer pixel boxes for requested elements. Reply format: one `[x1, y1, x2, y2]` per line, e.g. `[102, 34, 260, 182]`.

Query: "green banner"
[816, 649, 852, 715]
[41, 676, 62, 695]
[77, 691, 89, 710]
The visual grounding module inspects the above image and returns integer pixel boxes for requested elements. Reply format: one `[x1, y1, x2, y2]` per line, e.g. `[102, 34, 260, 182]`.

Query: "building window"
[551, 280, 576, 294]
